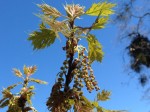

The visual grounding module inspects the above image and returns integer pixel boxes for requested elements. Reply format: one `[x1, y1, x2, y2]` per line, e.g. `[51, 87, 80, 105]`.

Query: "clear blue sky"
[0, 0, 150, 112]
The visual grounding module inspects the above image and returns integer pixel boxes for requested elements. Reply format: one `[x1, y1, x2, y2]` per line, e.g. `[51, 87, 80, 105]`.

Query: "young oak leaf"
[13, 68, 22, 78]
[37, 4, 62, 18]
[85, 2, 115, 16]
[28, 23, 56, 50]
[26, 92, 34, 105]
[6, 83, 21, 91]
[97, 90, 111, 101]
[92, 17, 109, 29]
[38, 15, 71, 38]
[87, 34, 104, 63]
[2, 89, 13, 98]
[29, 78, 47, 84]
[0, 99, 9, 108]
[101, 108, 127, 112]
[64, 4, 85, 19]
[74, 96, 94, 112]
[23, 65, 37, 77]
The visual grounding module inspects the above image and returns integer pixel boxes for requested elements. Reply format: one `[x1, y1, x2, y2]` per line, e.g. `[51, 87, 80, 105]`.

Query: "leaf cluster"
[0, 66, 47, 112]
[0, 1, 125, 112]
[27, 1, 120, 112]
[28, 1, 115, 63]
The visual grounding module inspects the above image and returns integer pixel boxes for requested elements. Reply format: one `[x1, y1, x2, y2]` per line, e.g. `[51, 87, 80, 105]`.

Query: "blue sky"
[0, 0, 150, 112]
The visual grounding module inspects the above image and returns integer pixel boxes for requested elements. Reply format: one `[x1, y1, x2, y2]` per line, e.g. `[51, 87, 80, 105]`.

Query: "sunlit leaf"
[24, 65, 37, 75]
[68, 99, 75, 105]
[30, 78, 47, 84]
[86, 2, 115, 16]
[24, 107, 38, 112]
[87, 34, 103, 63]
[80, 96, 93, 108]
[2, 89, 13, 98]
[27, 94, 32, 105]
[97, 90, 111, 101]
[102, 108, 127, 112]
[23, 65, 29, 75]
[6, 83, 21, 91]
[38, 4, 61, 18]
[38, 15, 71, 38]
[92, 17, 108, 29]
[28, 23, 56, 50]
[74, 96, 94, 112]
[64, 4, 85, 19]
[23, 65, 37, 77]
[96, 106, 103, 112]
[13, 69, 22, 78]
[91, 101, 99, 108]
[28, 86, 35, 91]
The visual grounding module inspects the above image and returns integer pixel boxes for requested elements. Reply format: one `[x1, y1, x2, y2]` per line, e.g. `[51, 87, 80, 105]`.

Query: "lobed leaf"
[102, 108, 127, 112]
[23, 65, 37, 76]
[28, 23, 56, 50]
[2, 89, 13, 98]
[13, 69, 22, 78]
[6, 83, 21, 91]
[97, 90, 111, 101]
[38, 4, 61, 18]
[91, 101, 99, 108]
[27, 93, 33, 105]
[85, 2, 115, 16]
[24, 107, 38, 112]
[29, 66, 37, 75]
[30, 78, 47, 84]
[87, 34, 104, 63]
[0, 99, 9, 108]
[39, 15, 71, 38]
[92, 17, 109, 29]
[64, 4, 85, 19]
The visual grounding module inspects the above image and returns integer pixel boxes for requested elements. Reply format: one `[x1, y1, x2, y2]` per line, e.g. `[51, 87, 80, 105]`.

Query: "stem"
[19, 77, 28, 112]
[64, 52, 74, 92]
[64, 20, 76, 92]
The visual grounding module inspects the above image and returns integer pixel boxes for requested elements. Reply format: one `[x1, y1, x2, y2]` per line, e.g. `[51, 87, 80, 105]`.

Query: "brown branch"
[64, 52, 74, 92]
[64, 20, 76, 92]
[64, 11, 102, 92]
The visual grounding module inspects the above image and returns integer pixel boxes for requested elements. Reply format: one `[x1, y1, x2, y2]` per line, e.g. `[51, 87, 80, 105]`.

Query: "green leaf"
[23, 65, 29, 75]
[28, 23, 56, 50]
[74, 96, 94, 112]
[96, 106, 103, 112]
[68, 99, 75, 105]
[6, 83, 21, 91]
[0, 99, 9, 108]
[38, 4, 61, 18]
[23, 65, 37, 76]
[92, 17, 108, 29]
[102, 108, 127, 112]
[64, 4, 85, 19]
[97, 90, 111, 101]
[38, 15, 71, 38]
[0, 98, 6, 104]
[27, 94, 32, 105]
[2, 89, 13, 98]
[87, 34, 104, 63]
[28, 86, 35, 90]
[91, 101, 99, 108]
[80, 96, 93, 108]
[30, 78, 47, 84]
[85, 2, 115, 16]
